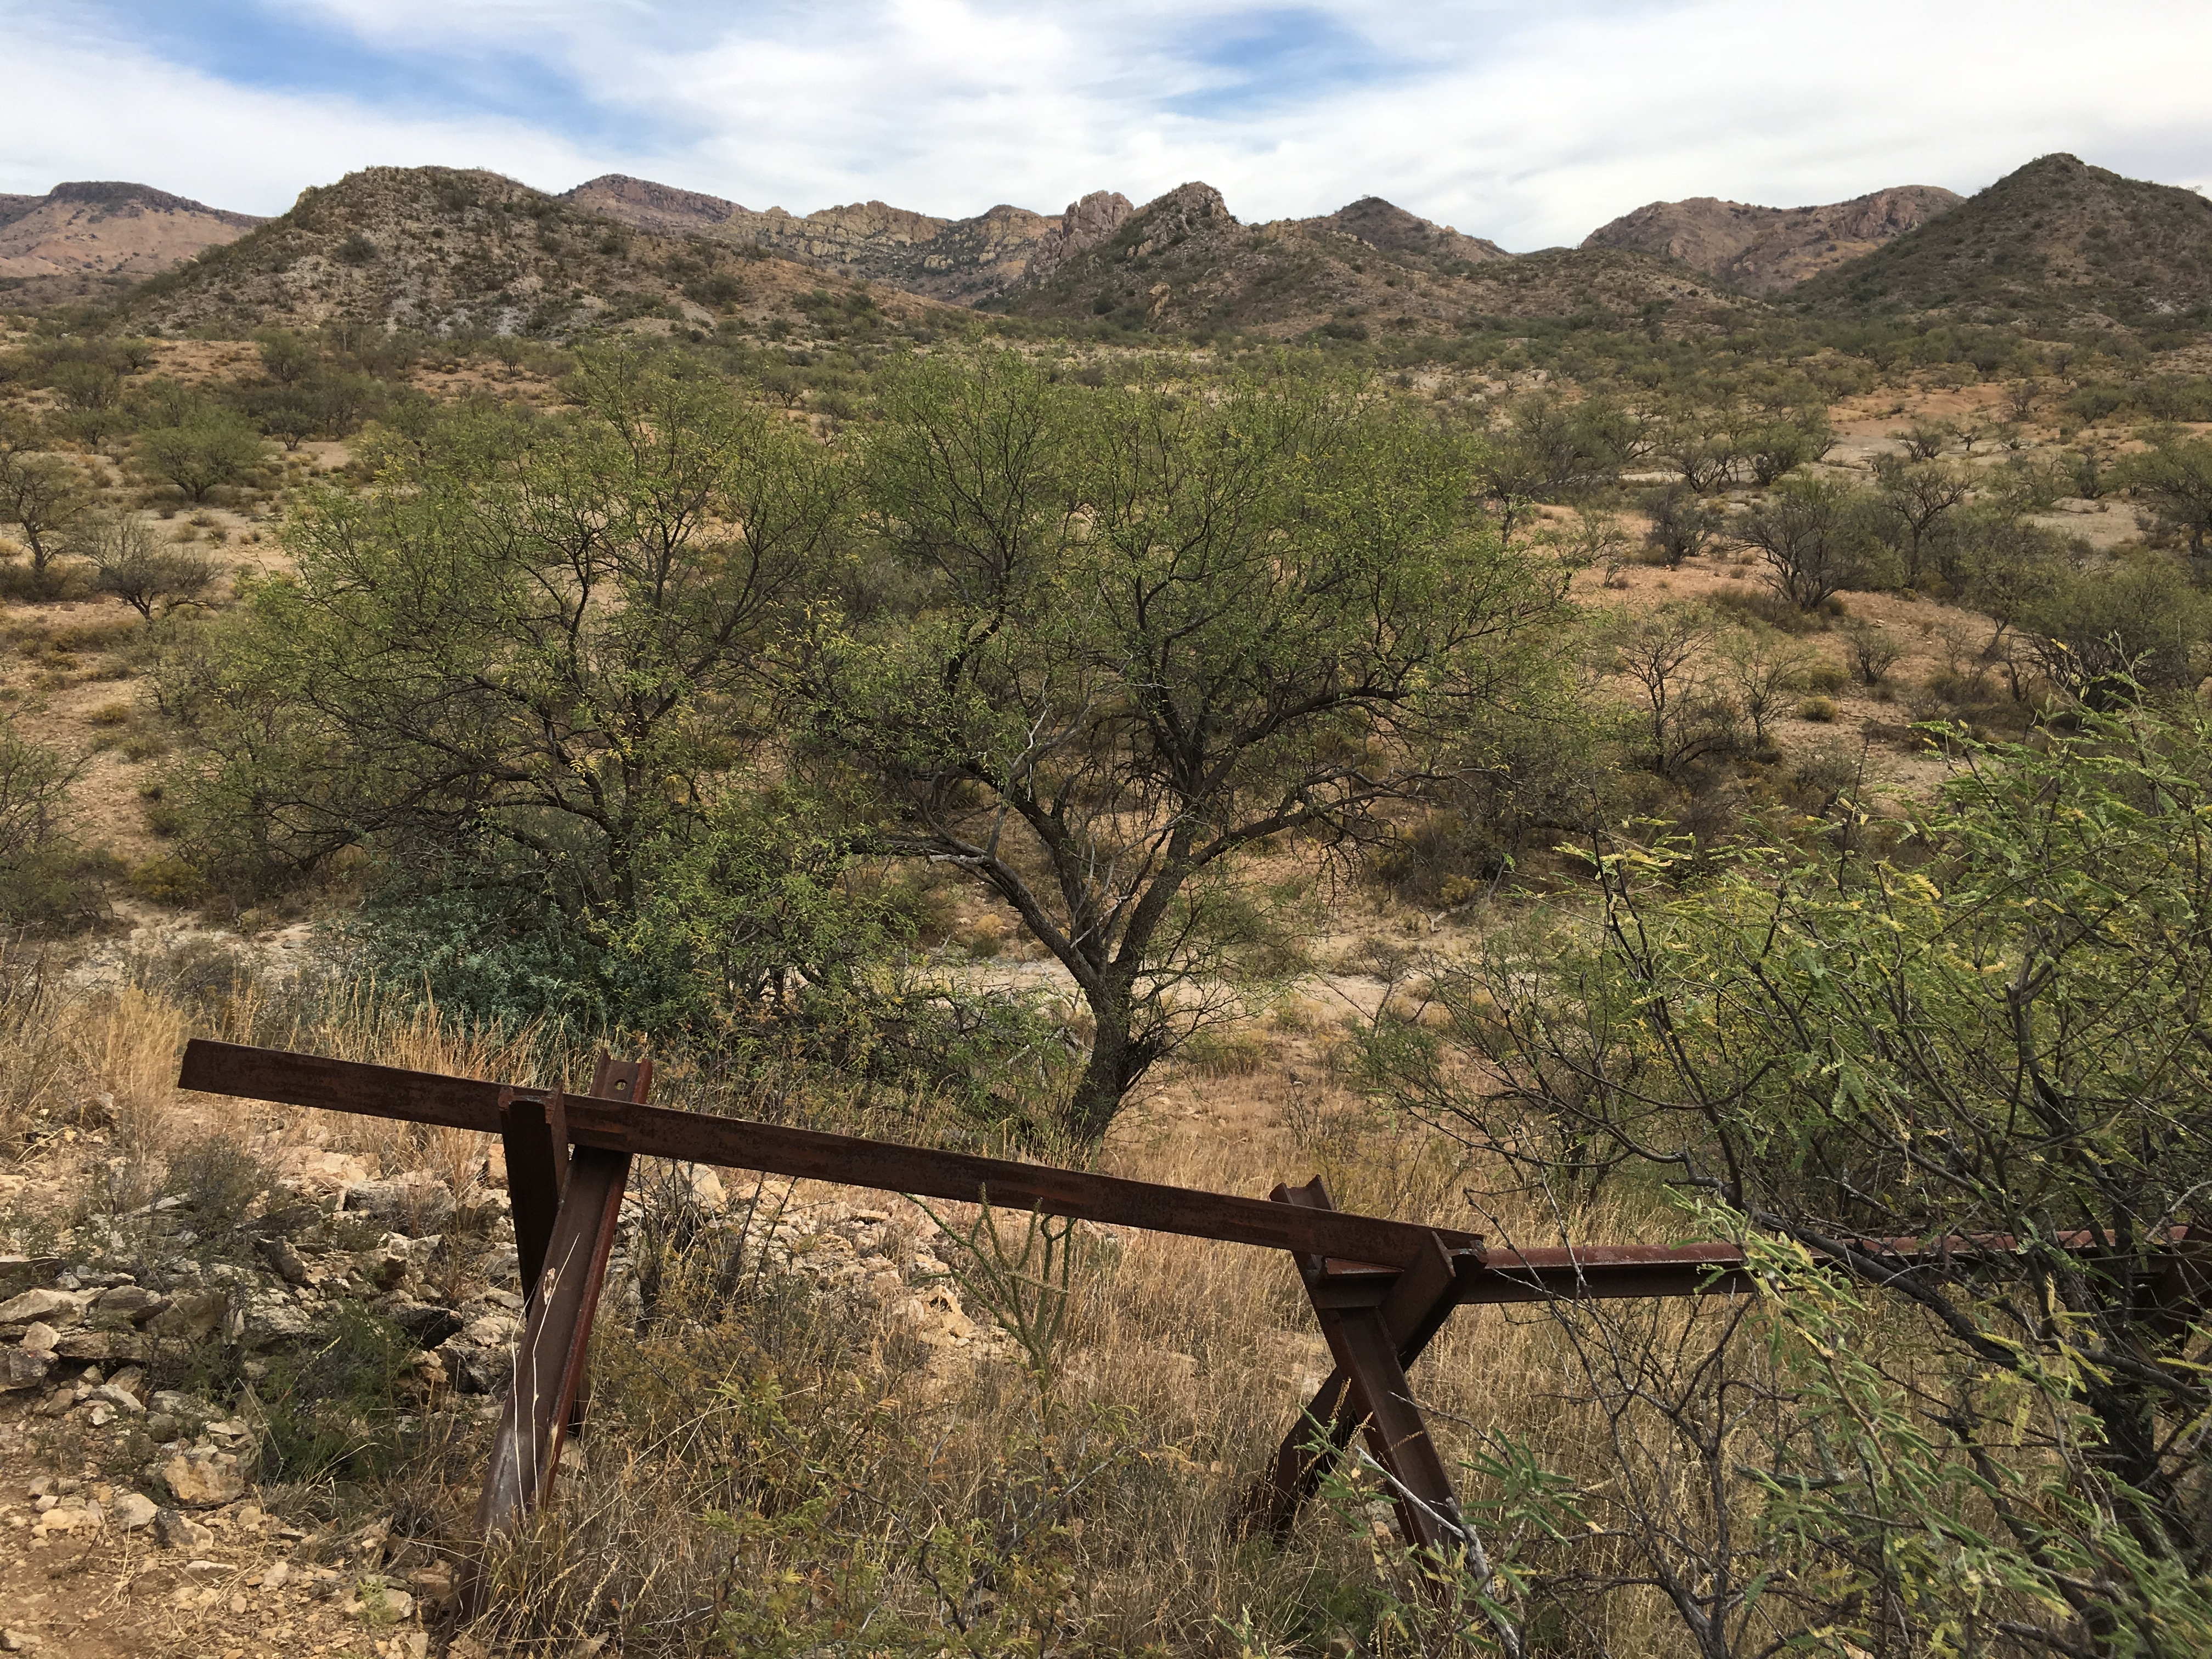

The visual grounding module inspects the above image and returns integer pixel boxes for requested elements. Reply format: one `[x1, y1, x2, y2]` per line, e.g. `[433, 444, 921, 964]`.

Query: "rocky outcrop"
[1024, 190, 1137, 281]
[1002, 180, 1743, 339]
[1582, 185, 1962, 292]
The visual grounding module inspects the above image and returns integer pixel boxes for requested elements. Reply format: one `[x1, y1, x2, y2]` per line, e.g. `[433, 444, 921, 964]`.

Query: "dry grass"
[0, 953, 1832, 1657]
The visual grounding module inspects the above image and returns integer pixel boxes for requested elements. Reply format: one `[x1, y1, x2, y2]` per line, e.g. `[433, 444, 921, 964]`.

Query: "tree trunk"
[1066, 980, 1142, 1144]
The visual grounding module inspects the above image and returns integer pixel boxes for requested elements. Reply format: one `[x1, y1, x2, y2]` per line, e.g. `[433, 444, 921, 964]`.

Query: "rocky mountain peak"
[1129, 182, 1237, 253]
[1024, 190, 1135, 281]
[1307, 196, 1511, 264]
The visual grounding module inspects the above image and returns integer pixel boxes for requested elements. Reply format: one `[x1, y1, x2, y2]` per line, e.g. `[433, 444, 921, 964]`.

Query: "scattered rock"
[159, 1447, 246, 1508]
[89, 1382, 146, 1414]
[228, 1290, 315, 1349]
[15, 1321, 58, 1352]
[345, 1178, 456, 1237]
[154, 1508, 215, 1551]
[146, 1291, 223, 1340]
[407, 1561, 455, 1611]
[353, 1577, 416, 1623]
[112, 1491, 160, 1530]
[0, 1348, 50, 1391]
[387, 1299, 464, 1349]
[182, 1558, 229, 1579]
[0, 1628, 39, 1651]
[257, 1236, 313, 1286]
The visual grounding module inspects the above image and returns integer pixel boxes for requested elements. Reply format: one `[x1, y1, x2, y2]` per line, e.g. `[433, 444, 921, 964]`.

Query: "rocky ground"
[0, 1140, 1011, 1657]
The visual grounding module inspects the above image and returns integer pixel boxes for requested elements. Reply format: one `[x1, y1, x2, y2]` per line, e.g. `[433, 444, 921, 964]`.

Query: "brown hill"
[1000, 182, 1745, 338]
[1582, 185, 1961, 292]
[0, 180, 264, 307]
[1790, 153, 2212, 328]
[1308, 196, 1511, 264]
[561, 173, 1102, 304]
[111, 166, 960, 338]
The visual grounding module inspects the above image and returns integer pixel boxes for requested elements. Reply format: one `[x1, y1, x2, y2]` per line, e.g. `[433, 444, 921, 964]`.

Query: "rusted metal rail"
[176, 1037, 2206, 1593]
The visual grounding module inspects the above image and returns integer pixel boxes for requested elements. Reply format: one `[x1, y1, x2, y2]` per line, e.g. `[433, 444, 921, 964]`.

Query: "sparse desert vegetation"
[0, 142, 2209, 1659]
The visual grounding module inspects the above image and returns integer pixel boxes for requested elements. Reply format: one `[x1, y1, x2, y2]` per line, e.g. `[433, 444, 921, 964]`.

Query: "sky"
[5, 1, 2209, 250]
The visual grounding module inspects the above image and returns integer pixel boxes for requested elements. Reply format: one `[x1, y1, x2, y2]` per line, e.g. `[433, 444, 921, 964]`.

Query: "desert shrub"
[1367, 704, 2212, 1658]
[0, 715, 104, 929]
[257, 1303, 422, 1487]
[1795, 695, 1838, 722]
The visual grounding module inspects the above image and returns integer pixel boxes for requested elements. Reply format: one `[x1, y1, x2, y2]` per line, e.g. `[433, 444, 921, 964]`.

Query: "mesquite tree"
[814, 354, 1571, 1141]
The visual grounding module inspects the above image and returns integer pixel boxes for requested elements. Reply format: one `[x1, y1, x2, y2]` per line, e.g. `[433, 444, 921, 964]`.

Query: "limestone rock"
[53, 1329, 152, 1362]
[0, 1347, 50, 1390]
[0, 1288, 84, 1327]
[154, 1508, 215, 1550]
[258, 1235, 313, 1286]
[146, 1290, 223, 1339]
[112, 1491, 160, 1530]
[95, 1283, 165, 1322]
[228, 1290, 315, 1349]
[15, 1322, 57, 1352]
[159, 1446, 246, 1508]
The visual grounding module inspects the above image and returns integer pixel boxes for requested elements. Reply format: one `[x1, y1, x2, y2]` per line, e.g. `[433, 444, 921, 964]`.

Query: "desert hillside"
[1583, 183, 1961, 291]
[110, 165, 960, 339]
[0, 182, 263, 309]
[1791, 151, 2212, 326]
[562, 172, 1076, 305]
[2, 130, 2211, 1659]
[999, 180, 1745, 337]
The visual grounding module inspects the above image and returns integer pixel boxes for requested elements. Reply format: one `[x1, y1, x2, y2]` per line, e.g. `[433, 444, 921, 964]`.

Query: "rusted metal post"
[464, 1054, 649, 1610]
[1266, 1178, 1470, 1560]
[1256, 1197, 1475, 1536]
[499, 1086, 569, 1299]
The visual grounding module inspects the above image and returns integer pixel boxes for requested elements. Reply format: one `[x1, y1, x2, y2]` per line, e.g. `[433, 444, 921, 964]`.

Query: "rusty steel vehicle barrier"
[176, 1038, 2208, 1603]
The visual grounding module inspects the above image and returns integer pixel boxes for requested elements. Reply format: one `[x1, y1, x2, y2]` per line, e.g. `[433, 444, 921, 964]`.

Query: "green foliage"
[167, 346, 840, 901]
[137, 406, 264, 501]
[0, 714, 104, 931]
[1734, 473, 1892, 608]
[72, 510, 216, 621]
[2014, 551, 2212, 701]
[2123, 430, 2212, 556]
[815, 351, 1572, 1138]
[1368, 702, 2212, 1656]
[0, 445, 88, 578]
[256, 1303, 421, 1486]
[1640, 483, 1722, 566]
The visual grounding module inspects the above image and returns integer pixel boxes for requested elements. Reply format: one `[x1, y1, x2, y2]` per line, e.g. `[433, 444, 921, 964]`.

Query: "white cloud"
[3, 0, 2208, 247]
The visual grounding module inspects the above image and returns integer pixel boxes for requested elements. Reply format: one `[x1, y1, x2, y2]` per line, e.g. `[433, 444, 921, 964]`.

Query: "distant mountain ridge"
[1582, 185, 1961, 292]
[111, 165, 960, 338]
[1788, 153, 2212, 328]
[999, 180, 1742, 338]
[49, 152, 2212, 343]
[563, 173, 1515, 313]
[561, 173, 1099, 304]
[0, 179, 263, 306]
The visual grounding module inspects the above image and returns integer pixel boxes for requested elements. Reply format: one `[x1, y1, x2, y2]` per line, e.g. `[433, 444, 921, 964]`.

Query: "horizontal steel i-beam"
[177, 1040, 1480, 1269]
